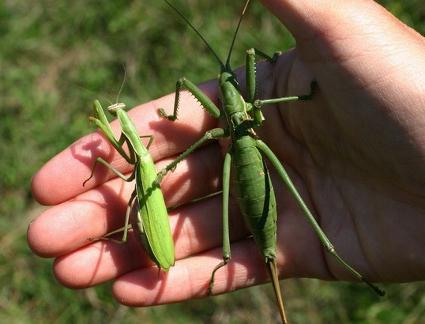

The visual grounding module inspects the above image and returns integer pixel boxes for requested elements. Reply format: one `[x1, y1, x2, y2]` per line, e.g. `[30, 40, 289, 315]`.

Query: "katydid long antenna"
[164, 0, 251, 72]
[163, 0, 225, 69]
[225, 0, 251, 68]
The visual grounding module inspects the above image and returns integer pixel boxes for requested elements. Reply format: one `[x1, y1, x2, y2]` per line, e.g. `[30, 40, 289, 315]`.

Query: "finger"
[32, 80, 219, 206]
[261, 0, 425, 191]
[28, 143, 223, 257]
[47, 164, 330, 289]
[112, 241, 270, 306]
[50, 187, 332, 291]
[51, 196, 248, 288]
[38, 162, 334, 289]
[110, 232, 330, 307]
[259, 0, 392, 40]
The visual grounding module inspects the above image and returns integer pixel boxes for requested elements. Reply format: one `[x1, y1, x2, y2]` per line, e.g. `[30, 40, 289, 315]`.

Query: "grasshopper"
[84, 99, 175, 271]
[155, 0, 384, 322]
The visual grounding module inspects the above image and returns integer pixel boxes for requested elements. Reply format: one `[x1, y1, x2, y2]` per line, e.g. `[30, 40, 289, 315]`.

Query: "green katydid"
[83, 99, 175, 271]
[154, 0, 384, 322]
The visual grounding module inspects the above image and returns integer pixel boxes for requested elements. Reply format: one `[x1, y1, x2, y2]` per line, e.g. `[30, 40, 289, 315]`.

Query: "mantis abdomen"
[133, 161, 175, 271]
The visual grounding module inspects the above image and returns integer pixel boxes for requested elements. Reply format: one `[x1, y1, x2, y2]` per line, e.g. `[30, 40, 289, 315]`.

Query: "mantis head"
[107, 102, 127, 115]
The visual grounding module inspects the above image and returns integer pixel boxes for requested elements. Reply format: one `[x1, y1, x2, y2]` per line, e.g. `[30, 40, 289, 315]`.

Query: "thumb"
[258, 0, 425, 65]
[258, 0, 418, 46]
[259, 0, 425, 110]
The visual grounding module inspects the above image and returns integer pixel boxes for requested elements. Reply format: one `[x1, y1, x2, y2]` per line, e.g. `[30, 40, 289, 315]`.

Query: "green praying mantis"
[83, 99, 175, 271]
[152, 0, 385, 322]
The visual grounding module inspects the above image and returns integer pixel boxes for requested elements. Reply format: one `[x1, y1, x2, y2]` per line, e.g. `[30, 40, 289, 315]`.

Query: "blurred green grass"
[0, 0, 424, 323]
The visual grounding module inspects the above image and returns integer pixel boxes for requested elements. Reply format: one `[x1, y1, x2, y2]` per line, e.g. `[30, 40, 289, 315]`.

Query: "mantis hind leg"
[88, 190, 137, 243]
[121, 190, 138, 242]
[208, 150, 232, 295]
[256, 139, 385, 296]
[139, 135, 154, 149]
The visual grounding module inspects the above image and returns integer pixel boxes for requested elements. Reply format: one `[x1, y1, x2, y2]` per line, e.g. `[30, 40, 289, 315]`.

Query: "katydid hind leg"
[208, 150, 232, 295]
[256, 140, 385, 296]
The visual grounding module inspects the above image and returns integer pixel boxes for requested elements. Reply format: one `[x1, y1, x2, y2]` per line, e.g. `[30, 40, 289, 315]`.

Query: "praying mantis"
[83, 99, 175, 271]
[153, 0, 384, 322]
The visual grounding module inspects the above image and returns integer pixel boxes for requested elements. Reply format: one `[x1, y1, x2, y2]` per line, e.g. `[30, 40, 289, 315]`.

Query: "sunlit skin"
[29, 0, 425, 307]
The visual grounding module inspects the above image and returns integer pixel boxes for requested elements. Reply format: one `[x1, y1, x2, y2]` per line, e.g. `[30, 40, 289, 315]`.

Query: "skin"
[29, 0, 425, 307]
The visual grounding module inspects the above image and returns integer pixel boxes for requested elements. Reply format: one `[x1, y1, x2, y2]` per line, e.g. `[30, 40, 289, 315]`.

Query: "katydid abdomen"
[232, 134, 286, 321]
[233, 135, 277, 261]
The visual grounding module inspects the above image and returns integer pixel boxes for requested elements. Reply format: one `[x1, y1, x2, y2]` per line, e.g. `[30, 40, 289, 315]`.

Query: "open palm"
[29, 0, 425, 306]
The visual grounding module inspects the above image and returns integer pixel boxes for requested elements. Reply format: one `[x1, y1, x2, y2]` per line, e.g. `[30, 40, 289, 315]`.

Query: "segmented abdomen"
[232, 135, 277, 261]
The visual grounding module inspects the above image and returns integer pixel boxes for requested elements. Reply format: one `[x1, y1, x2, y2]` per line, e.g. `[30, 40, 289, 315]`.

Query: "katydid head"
[219, 71, 239, 90]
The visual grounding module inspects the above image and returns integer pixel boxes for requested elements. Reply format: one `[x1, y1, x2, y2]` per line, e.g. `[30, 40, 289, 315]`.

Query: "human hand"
[28, 0, 425, 307]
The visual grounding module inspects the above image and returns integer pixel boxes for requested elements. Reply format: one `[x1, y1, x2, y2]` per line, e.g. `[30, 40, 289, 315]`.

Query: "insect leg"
[83, 156, 136, 186]
[121, 189, 138, 242]
[155, 127, 227, 183]
[253, 81, 316, 109]
[246, 48, 299, 127]
[245, 48, 280, 103]
[208, 149, 232, 295]
[158, 77, 221, 121]
[256, 139, 385, 296]
[91, 100, 134, 163]
[88, 190, 137, 243]
[139, 135, 154, 149]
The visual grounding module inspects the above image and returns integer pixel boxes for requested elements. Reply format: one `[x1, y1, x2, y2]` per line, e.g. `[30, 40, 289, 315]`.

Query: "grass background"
[1, 0, 424, 323]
